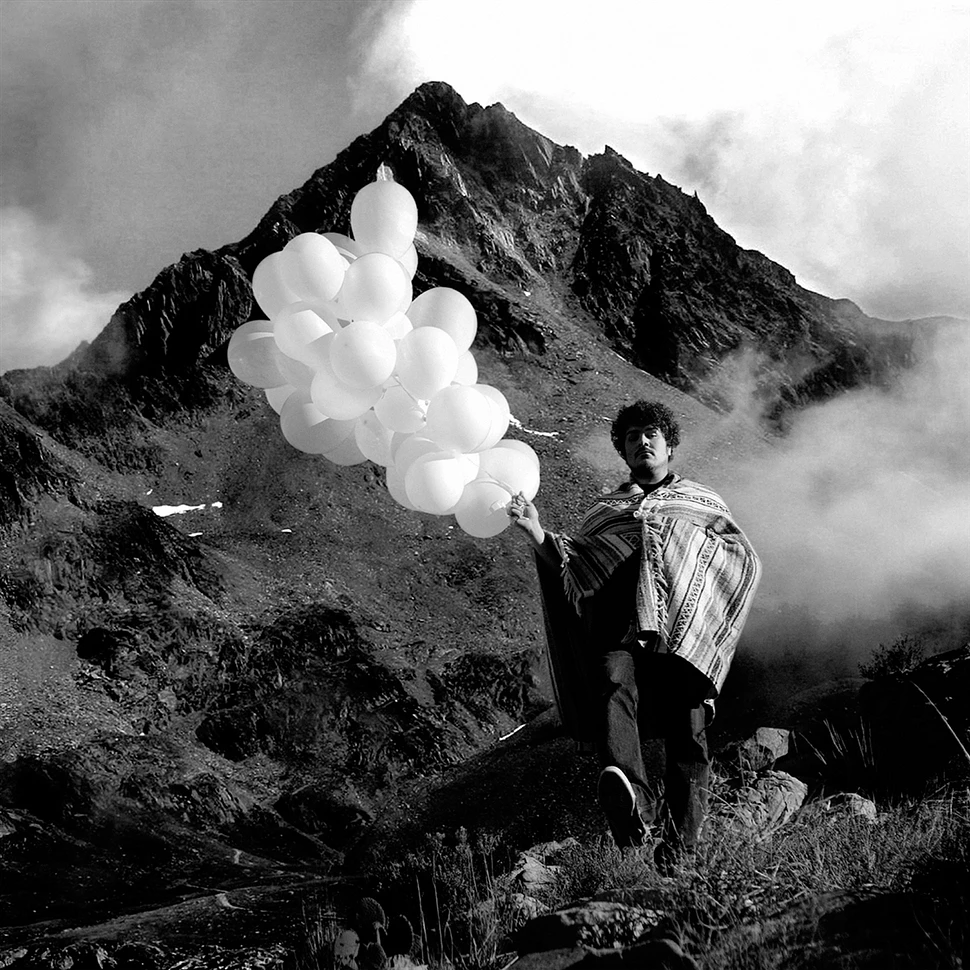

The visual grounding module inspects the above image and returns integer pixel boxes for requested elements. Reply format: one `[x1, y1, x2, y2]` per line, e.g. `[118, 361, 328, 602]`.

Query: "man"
[507, 400, 761, 866]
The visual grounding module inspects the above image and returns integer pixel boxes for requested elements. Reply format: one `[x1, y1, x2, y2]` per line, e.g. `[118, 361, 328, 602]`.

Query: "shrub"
[859, 634, 925, 680]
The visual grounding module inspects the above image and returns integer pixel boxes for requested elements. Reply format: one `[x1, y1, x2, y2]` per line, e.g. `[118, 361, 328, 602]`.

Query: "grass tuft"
[326, 789, 969, 970]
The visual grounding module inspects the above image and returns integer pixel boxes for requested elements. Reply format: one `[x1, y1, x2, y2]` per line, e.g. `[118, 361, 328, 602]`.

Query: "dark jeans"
[596, 646, 711, 850]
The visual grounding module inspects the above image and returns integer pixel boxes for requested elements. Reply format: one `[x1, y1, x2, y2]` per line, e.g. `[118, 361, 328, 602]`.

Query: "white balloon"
[310, 355, 382, 420]
[383, 311, 413, 340]
[476, 384, 512, 451]
[323, 433, 368, 466]
[390, 434, 440, 479]
[279, 392, 355, 454]
[265, 384, 296, 413]
[323, 232, 362, 259]
[405, 452, 467, 515]
[385, 464, 418, 511]
[227, 321, 285, 388]
[330, 320, 397, 389]
[396, 327, 459, 400]
[273, 303, 333, 361]
[454, 480, 512, 538]
[425, 385, 494, 452]
[477, 444, 540, 501]
[276, 352, 315, 392]
[350, 180, 418, 259]
[406, 287, 478, 353]
[453, 351, 479, 386]
[280, 233, 346, 304]
[338, 252, 410, 323]
[491, 438, 541, 469]
[354, 409, 395, 465]
[457, 451, 481, 484]
[299, 331, 336, 372]
[252, 252, 300, 318]
[395, 276, 414, 315]
[398, 244, 418, 279]
[387, 430, 412, 463]
[374, 383, 427, 433]
[234, 317, 273, 336]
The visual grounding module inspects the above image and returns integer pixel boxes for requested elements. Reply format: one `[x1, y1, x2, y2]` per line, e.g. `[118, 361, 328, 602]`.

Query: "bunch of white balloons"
[227, 175, 540, 538]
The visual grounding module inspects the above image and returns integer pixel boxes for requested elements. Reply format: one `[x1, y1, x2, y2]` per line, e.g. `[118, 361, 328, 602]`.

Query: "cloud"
[0, 1, 403, 300]
[727, 319, 970, 638]
[656, 24, 970, 321]
[0, 207, 130, 373]
[2, 0, 966, 375]
[369, 1, 969, 321]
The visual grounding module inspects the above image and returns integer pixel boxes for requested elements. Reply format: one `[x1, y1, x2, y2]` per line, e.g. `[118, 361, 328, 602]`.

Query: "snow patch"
[508, 415, 559, 438]
[152, 501, 223, 518]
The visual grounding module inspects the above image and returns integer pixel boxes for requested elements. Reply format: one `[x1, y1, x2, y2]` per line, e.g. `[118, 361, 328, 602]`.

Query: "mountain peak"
[2, 81, 918, 437]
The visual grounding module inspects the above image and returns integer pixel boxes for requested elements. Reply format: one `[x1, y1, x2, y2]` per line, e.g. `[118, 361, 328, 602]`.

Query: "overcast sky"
[1, 0, 968, 373]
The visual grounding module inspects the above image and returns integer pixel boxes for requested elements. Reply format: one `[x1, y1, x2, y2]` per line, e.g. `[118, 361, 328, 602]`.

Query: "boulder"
[507, 839, 581, 895]
[722, 770, 808, 840]
[715, 726, 791, 783]
[512, 899, 664, 954]
[509, 937, 699, 968]
[818, 792, 877, 824]
[859, 645, 970, 793]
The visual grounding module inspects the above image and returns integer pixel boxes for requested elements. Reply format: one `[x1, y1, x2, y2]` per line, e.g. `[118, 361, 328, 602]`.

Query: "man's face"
[622, 423, 672, 482]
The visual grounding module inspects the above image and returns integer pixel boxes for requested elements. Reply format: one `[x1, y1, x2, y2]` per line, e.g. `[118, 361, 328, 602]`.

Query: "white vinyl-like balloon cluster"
[227, 175, 540, 538]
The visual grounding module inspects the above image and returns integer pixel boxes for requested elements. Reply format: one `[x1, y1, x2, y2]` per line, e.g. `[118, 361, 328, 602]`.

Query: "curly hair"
[610, 400, 681, 456]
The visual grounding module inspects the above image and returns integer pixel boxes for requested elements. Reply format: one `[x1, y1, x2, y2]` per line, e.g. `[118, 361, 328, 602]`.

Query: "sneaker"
[597, 766, 647, 849]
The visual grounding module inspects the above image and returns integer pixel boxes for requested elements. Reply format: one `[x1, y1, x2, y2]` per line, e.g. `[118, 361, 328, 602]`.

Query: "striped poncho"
[536, 475, 761, 742]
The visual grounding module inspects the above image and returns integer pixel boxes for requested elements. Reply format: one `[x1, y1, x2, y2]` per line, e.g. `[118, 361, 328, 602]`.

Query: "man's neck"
[632, 469, 671, 487]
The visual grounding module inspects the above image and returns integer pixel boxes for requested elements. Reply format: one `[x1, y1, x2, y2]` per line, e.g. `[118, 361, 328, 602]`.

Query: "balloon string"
[485, 476, 516, 513]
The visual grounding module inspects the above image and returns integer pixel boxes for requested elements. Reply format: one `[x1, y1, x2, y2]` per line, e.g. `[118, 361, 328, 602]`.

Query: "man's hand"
[507, 491, 544, 546]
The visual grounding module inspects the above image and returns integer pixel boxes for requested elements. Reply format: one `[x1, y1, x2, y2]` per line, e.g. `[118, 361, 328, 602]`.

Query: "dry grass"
[319, 789, 969, 970]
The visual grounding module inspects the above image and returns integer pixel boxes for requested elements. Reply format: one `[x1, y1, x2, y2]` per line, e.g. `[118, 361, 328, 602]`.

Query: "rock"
[275, 781, 375, 850]
[507, 839, 581, 895]
[860, 645, 970, 793]
[509, 949, 588, 970]
[743, 727, 790, 766]
[716, 726, 791, 781]
[0, 807, 19, 839]
[621, 938, 700, 969]
[0, 402, 83, 529]
[819, 792, 877, 823]
[113, 942, 168, 969]
[512, 900, 664, 954]
[75, 628, 130, 673]
[510, 855, 561, 895]
[723, 770, 808, 840]
[506, 893, 547, 924]
[509, 937, 699, 969]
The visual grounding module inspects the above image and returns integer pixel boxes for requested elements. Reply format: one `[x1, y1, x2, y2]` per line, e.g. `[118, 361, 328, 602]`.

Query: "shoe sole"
[598, 767, 644, 847]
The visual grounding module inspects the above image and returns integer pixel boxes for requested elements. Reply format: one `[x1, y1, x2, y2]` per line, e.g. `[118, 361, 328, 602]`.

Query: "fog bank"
[728, 320, 969, 654]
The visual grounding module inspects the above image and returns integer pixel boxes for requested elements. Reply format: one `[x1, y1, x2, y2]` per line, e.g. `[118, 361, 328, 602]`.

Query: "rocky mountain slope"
[0, 82, 962, 962]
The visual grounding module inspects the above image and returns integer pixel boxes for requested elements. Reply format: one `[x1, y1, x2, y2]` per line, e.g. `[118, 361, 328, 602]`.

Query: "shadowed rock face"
[0, 81, 956, 960]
